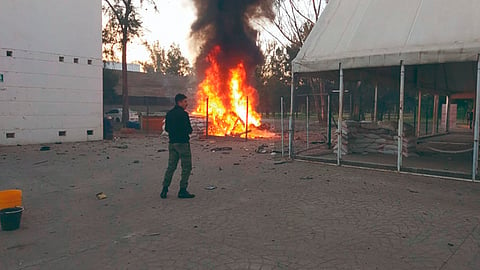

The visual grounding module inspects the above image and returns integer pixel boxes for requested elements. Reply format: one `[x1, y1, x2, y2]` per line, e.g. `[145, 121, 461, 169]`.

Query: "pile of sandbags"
[190, 115, 207, 138]
[333, 120, 417, 157]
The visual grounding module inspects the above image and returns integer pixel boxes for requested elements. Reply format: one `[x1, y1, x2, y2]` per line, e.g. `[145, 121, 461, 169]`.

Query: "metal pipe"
[446, 96, 450, 133]
[306, 95, 309, 149]
[416, 91, 421, 137]
[433, 95, 439, 135]
[206, 98, 209, 138]
[374, 84, 378, 122]
[289, 74, 295, 158]
[472, 55, 480, 180]
[327, 94, 331, 148]
[397, 61, 405, 172]
[246, 96, 249, 142]
[337, 63, 344, 165]
[281, 96, 284, 157]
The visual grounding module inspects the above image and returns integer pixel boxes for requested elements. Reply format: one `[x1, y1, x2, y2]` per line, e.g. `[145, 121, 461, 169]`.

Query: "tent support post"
[306, 96, 309, 149]
[289, 74, 295, 158]
[397, 61, 405, 172]
[445, 96, 450, 133]
[416, 91, 422, 137]
[337, 63, 344, 165]
[432, 95, 439, 135]
[472, 55, 480, 181]
[374, 84, 378, 122]
[281, 96, 284, 157]
[328, 94, 332, 148]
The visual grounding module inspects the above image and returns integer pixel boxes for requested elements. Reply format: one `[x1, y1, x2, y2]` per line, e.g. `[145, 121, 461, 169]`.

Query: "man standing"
[161, 94, 195, 199]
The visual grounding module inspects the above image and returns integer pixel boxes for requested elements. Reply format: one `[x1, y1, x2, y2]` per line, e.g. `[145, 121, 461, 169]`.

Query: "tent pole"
[328, 94, 332, 148]
[281, 96, 284, 157]
[289, 74, 295, 158]
[445, 96, 450, 133]
[337, 63, 344, 165]
[472, 55, 480, 181]
[416, 91, 422, 137]
[206, 98, 209, 138]
[397, 61, 405, 172]
[432, 95, 439, 135]
[306, 95, 309, 149]
[374, 84, 378, 122]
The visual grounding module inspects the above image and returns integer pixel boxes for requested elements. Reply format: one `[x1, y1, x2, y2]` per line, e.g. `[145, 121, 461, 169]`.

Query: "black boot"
[178, 188, 195, 199]
[160, 186, 168, 199]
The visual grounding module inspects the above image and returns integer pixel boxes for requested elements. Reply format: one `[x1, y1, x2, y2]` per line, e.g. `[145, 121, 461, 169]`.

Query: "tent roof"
[293, 0, 480, 74]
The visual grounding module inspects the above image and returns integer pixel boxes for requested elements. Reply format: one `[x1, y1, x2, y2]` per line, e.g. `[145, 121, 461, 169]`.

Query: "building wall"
[0, 0, 102, 145]
[104, 61, 142, 72]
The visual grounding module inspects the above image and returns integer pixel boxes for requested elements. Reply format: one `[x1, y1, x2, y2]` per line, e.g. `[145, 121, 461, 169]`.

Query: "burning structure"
[190, 0, 274, 138]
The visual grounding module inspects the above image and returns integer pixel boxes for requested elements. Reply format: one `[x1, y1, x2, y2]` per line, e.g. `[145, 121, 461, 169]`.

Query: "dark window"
[74, 58, 79, 64]
[6, 51, 13, 57]
[87, 59, 92, 65]
[59, 56, 65, 62]
[58, 131, 66, 136]
[6, 133, 15, 138]
[87, 130, 94, 135]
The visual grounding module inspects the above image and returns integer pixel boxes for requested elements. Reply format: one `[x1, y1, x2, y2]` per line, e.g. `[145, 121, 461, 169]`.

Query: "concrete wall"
[0, 0, 102, 145]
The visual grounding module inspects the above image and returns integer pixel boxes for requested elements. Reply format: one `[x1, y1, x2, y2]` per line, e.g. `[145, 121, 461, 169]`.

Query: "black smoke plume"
[191, 0, 274, 81]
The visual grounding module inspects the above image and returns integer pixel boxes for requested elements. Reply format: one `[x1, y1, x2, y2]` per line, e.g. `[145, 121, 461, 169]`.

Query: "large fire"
[193, 46, 272, 138]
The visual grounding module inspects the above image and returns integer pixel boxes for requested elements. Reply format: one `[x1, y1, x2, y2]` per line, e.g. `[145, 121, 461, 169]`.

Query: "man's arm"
[165, 112, 171, 133]
[185, 112, 193, 135]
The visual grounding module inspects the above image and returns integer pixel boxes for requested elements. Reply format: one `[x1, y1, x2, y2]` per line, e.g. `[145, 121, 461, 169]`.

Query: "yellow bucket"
[0, 190, 22, 210]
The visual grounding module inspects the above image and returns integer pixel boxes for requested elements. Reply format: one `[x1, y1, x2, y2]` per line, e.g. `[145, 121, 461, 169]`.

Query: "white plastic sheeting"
[293, 0, 480, 73]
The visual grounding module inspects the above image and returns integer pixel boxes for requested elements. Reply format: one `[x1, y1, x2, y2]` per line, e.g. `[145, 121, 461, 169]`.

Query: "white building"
[0, 0, 103, 145]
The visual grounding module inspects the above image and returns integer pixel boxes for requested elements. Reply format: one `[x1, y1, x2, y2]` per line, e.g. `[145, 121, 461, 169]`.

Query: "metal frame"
[473, 55, 480, 180]
[397, 61, 405, 171]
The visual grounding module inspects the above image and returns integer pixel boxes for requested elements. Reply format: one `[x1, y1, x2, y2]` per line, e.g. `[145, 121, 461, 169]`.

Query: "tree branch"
[104, 0, 123, 24]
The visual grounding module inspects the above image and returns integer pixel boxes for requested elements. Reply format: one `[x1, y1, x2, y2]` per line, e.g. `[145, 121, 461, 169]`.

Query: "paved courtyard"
[1, 135, 480, 269]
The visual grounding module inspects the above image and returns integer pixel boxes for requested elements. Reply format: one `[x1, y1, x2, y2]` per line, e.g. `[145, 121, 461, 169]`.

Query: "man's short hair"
[175, 93, 187, 104]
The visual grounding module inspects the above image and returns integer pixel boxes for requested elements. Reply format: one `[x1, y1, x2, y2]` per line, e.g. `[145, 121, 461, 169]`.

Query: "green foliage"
[256, 41, 292, 113]
[102, 0, 157, 60]
[140, 42, 192, 76]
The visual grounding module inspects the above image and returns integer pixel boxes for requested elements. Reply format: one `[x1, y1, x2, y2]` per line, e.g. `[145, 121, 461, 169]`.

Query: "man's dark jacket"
[165, 105, 193, 143]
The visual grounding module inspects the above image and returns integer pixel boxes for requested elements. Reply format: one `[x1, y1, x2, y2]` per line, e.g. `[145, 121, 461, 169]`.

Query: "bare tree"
[272, 0, 330, 125]
[272, 0, 326, 48]
[103, 0, 157, 126]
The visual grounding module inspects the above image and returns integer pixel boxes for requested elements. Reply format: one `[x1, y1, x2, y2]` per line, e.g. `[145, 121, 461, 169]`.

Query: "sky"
[125, 0, 197, 64]
[104, 0, 325, 66]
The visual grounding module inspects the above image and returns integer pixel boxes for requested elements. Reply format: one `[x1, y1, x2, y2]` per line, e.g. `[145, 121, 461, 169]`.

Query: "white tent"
[290, 0, 480, 180]
[293, 0, 480, 73]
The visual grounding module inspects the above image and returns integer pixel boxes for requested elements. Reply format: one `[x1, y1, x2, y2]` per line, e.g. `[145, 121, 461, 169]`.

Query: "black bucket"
[0, 206, 24, 231]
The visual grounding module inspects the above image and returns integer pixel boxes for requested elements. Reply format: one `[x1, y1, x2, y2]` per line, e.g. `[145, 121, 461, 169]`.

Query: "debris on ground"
[407, 188, 420, 194]
[255, 144, 269, 154]
[274, 160, 287, 165]
[40, 146, 51, 151]
[33, 160, 49, 165]
[115, 145, 128, 149]
[96, 192, 107, 200]
[211, 147, 233, 152]
[133, 160, 140, 164]
[300, 176, 314, 180]
[205, 185, 217, 190]
[157, 149, 167, 152]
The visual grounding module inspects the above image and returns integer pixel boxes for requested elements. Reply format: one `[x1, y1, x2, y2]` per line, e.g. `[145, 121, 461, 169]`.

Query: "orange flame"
[194, 46, 272, 138]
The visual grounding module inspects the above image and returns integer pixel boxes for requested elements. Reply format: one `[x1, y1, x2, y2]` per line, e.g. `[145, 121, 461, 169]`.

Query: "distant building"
[107, 69, 197, 110]
[104, 61, 142, 72]
[0, 0, 102, 145]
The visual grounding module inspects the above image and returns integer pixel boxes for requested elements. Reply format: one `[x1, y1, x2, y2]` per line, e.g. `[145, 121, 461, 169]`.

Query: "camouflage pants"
[163, 143, 192, 189]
